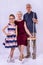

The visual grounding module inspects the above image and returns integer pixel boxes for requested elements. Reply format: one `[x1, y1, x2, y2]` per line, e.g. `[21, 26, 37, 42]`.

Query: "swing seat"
[27, 37, 36, 40]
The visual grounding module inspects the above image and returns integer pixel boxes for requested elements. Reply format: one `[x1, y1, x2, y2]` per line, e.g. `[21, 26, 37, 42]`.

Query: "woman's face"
[9, 16, 15, 23]
[17, 12, 22, 19]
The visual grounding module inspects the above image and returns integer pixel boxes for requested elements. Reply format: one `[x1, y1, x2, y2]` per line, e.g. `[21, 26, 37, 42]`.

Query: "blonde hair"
[17, 11, 23, 15]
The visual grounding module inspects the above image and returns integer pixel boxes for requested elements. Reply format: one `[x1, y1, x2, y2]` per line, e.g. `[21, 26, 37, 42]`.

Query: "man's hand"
[32, 18, 38, 24]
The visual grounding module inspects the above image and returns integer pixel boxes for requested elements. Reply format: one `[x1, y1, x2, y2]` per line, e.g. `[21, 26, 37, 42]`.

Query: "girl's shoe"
[7, 57, 11, 62]
[7, 57, 15, 63]
[11, 58, 15, 63]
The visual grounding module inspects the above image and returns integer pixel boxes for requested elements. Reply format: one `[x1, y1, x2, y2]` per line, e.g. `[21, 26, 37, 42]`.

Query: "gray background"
[0, 0, 43, 55]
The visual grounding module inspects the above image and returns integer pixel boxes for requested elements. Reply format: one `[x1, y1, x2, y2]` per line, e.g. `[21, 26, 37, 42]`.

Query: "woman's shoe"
[22, 54, 24, 59]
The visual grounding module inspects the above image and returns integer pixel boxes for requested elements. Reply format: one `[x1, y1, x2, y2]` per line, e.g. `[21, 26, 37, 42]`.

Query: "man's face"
[26, 4, 32, 12]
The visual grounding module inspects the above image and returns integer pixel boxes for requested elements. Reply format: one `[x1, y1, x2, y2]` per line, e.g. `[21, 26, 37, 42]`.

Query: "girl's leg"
[10, 48, 15, 59]
[7, 48, 15, 62]
[19, 45, 24, 61]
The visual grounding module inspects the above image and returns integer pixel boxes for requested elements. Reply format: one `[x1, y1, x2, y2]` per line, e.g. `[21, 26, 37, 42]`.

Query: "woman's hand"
[29, 34, 33, 38]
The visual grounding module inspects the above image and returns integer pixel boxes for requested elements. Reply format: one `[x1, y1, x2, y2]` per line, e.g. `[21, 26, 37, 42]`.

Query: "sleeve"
[23, 15, 26, 21]
[15, 21, 18, 25]
[34, 13, 38, 19]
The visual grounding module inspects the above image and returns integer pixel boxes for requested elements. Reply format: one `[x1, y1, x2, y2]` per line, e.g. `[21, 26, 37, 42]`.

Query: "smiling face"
[9, 14, 15, 23]
[17, 11, 22, 20]
[26, 4, 32, 13]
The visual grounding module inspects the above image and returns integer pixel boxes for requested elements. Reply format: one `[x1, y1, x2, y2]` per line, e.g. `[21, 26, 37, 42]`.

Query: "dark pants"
[27, 33, 36, 56]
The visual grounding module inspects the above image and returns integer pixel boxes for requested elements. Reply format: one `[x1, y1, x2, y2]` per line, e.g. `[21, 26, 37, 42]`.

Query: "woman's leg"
[19, 45, 24, 59]
[18, 46, 21, 51]
[19, 45, 24, 61]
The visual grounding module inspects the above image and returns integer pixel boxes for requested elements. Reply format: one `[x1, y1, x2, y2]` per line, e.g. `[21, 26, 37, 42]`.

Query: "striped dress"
[4, 23, 17, 48]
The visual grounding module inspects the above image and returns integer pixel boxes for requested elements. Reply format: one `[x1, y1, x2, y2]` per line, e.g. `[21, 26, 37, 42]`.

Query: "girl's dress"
[15, 20, 28, 46]
[3, 23, 17, 48]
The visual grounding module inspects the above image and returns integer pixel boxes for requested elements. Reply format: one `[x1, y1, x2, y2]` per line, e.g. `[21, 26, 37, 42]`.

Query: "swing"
[27, 37, 36, 40]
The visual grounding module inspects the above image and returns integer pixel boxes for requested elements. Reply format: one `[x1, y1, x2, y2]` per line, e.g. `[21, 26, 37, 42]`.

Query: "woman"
[15, 11, 32, 61]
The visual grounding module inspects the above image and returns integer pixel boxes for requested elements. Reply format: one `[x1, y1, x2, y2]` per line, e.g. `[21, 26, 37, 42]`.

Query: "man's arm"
[32, 13, 38, 24]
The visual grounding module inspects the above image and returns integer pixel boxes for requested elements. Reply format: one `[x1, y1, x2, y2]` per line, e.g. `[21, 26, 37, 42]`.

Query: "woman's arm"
[16, 25, 18, 37]
[24, 22, 32, 37]
[2, 25, 8, 36]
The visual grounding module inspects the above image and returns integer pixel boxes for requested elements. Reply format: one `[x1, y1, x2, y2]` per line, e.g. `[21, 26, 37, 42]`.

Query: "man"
[23, 4, 38, 59]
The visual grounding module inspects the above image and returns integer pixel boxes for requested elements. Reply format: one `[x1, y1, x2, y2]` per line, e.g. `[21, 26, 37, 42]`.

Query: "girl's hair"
[9, 14, 15, 19]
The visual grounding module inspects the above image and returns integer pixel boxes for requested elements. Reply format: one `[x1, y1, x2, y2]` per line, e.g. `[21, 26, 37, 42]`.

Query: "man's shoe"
[32, 53, 36, 59]
[25, 53, 31, 58]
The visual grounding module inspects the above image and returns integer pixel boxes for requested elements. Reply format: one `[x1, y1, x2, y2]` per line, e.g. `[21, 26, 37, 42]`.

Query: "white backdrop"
[0, 0, 43, 55]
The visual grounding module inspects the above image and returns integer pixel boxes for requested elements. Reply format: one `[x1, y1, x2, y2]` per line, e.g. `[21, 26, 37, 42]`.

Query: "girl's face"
[17, 12, 22, 19]
[9, 16, 15, 23]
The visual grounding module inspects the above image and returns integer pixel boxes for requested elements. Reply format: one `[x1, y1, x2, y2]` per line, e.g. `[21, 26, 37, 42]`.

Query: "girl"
[2, 14, 17, 62]
[15, 11, 32, 61]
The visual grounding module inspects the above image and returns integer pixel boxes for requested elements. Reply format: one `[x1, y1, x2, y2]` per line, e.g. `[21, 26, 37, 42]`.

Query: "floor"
[0, 45, 43, 65]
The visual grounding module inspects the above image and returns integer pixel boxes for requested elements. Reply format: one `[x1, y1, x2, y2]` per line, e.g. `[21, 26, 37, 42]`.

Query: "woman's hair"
[9, 14, 15, 19]
[17, 11, 22, 15]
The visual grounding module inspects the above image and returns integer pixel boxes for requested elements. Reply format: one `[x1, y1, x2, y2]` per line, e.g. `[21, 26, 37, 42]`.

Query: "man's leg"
[32, 33, 36, 59]
[25, 40, 31, 58]
[32, 40, 36, 59]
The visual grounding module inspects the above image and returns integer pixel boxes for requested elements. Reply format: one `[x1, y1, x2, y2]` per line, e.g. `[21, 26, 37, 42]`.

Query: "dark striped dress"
[4, 23, 17, 48]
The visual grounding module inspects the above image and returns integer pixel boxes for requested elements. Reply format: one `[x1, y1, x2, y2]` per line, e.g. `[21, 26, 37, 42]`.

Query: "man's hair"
[26, 3, 31, 7]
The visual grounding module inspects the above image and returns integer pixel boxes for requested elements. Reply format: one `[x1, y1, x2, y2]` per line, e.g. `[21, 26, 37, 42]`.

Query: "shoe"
[25, 53, 31, 58]
[22, 54, 25, 59]
[19, 55, 23, 61]
[25, 55, 31, 58]
[7, 57, 11, 62]
[32, 53, 36, 59]
[7, 57, 15, 63]
[11, 58, 15, 63]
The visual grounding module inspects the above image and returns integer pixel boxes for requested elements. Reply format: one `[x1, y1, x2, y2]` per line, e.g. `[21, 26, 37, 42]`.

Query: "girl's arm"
[2, 25, 8, 36]
[24, 22, 32, 37]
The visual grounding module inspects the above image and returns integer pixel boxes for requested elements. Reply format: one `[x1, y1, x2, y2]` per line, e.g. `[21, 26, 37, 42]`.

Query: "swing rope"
[27, 12, 36, 41]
